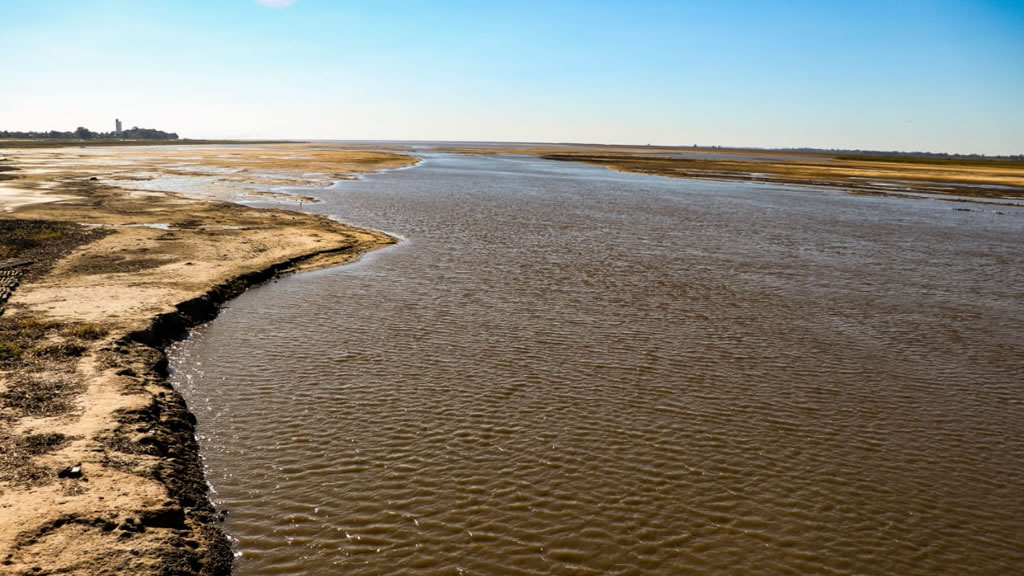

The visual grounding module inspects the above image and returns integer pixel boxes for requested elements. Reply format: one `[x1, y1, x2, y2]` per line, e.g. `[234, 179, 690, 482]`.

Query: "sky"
[0, 0, 1022, 154]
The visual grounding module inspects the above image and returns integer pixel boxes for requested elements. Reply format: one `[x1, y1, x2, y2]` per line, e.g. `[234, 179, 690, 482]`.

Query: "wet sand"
[0, 144, 415, 574]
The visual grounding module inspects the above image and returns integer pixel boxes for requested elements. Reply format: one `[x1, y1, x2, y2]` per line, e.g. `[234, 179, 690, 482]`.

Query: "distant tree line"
[0, 126, 179, 140]
[781, 147, 1024, 162]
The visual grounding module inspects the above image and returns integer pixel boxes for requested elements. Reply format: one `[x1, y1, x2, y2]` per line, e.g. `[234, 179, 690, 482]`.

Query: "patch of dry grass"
[65, 253, 173, 275]
[0, 315, 61, 367]
[0, 432, 73, 488]
[0, 374, 84, 419]
[30, 342, 88, 359]
[0, 317, 98, 366]
[70, 323, 108, 340]
[0, 220, 67, 259]
[0, 340, 22, 361]
[0, 219, 111, 282]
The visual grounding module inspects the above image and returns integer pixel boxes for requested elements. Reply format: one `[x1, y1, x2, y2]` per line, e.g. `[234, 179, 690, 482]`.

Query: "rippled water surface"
[169, 154, 1024, 575]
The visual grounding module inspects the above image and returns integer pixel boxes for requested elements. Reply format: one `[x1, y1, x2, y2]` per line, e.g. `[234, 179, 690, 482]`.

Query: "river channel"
[168, 153, 1024, 575]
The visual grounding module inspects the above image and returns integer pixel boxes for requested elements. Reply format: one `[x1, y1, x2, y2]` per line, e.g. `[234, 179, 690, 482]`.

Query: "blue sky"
[1, 0, 1022, 153]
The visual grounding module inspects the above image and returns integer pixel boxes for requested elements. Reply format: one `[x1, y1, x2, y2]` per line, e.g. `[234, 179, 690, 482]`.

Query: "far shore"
[440, 144, 1024, 203]
[0, 143, 417, 574]
[0, 138, 297, 149]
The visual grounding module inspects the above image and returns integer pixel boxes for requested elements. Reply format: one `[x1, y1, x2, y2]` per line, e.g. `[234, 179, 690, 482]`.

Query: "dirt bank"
[0, 144, 415, 575]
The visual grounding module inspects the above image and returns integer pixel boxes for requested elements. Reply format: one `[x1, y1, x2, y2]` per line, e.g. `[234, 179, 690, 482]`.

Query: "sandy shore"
[0, 144, 416, 575]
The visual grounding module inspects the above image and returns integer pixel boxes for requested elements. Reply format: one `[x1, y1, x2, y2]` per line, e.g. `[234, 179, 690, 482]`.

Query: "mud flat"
[0, 144, 415, 575]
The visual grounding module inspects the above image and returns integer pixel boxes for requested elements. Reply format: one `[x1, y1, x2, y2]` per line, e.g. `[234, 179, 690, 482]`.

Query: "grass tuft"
[0, 340, 22, 360]
[72, 323, 108, 340]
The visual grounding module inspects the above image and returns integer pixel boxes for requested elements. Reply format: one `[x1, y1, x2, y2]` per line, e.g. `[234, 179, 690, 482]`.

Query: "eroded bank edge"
[111, 240, 395, 574]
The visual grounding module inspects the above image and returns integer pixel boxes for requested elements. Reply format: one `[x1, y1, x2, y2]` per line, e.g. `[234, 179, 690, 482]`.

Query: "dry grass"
[0, 318, 100, 367]
[31, 342, 87, 359]
[0, 373, 83, 419]
[0, 315, 61, 367]
[0, 220, 67, 258]
[64, 253, 173, 275]
[70, 323, 108, 340]
[0, 220, 110, 282]
[0, 340, 21, 361]
[0, 432, 73, 487]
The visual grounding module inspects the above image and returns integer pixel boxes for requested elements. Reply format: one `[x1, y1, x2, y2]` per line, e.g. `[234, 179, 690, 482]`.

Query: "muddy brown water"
[168, 153, 1024, 575]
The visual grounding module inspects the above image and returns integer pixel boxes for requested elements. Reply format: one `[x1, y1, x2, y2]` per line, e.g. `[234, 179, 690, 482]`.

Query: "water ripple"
[170, 153, 1024, 575]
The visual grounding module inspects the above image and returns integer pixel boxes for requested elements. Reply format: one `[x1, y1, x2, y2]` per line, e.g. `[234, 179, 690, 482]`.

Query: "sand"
[0, 144, 416, 575]
[0, 182, 77, 213]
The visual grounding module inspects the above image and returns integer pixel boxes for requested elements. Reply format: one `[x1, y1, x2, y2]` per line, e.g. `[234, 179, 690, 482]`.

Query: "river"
[168, 152, 1024, 575]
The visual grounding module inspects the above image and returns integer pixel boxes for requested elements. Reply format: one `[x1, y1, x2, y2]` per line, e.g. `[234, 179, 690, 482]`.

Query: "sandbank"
[441, 144, 1024, 203]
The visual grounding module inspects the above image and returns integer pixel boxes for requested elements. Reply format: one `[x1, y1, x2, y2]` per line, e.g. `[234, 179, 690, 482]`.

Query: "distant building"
[115, 119, 122, 137]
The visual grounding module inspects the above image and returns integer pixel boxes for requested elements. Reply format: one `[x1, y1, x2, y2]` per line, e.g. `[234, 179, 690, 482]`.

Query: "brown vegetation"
[543, 152, 1024, 200]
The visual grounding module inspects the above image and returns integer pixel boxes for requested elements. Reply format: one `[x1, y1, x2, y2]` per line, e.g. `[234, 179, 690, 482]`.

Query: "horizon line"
[2, 130, 1022, 158]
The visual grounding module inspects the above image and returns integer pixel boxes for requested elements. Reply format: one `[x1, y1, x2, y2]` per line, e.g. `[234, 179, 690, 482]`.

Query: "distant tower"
[115, 119, 122, 136]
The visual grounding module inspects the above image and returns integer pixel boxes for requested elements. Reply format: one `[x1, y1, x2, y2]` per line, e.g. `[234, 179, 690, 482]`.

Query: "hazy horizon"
[2, 0, 1022, 155]
[3, 132, 1023, 158]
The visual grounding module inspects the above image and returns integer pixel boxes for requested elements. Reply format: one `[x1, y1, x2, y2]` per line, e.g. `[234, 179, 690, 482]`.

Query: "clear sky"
[1, 0, 1022, 154]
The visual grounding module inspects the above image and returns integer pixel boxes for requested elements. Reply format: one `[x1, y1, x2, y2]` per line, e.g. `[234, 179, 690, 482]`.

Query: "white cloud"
[256, 0, 297, 7]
